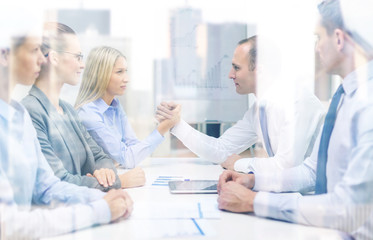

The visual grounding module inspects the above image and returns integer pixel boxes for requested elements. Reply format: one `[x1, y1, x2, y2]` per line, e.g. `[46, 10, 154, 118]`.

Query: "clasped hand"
[103, 189, 133, 221]
[217, 170, 257, 213]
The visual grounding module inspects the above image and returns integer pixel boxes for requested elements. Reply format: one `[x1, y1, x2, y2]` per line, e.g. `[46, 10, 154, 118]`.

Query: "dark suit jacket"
[21, 85, 121, 191]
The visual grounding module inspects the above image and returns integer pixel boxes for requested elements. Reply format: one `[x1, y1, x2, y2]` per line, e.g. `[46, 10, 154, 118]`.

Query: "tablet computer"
[168, 180, 218, 194]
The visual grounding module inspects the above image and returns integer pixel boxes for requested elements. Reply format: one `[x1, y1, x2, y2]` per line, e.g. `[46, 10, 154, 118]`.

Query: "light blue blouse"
[78, 98, 164, 168]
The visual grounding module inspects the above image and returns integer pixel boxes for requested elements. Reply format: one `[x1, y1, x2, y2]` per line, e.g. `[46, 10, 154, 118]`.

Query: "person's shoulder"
[264, 82, 318, 109]
[21, 94, 40, 110]
[113, 98, 127, 115]
[77, 101, 104, 126]
[20, 94, 46, 120]
[21, 85, 46, 109]
[353, 79, 373, 107]
[240, 95, 257, 121]
[12, 99, 28, 114]
[79, 101, 102, 117]
[12, 99, 40, 129]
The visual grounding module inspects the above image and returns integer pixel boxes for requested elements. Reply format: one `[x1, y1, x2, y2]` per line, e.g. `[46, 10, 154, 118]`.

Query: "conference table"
[45, 158, 348, 240]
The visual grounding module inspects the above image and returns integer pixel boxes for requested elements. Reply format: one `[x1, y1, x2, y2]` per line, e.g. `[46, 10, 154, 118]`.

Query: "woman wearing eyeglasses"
[22, 22, 145, 191]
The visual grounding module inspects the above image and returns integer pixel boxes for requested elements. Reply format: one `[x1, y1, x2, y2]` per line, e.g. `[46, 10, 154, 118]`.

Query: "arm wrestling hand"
[157, 103, 181, 135]
[155, 102, 179, 122]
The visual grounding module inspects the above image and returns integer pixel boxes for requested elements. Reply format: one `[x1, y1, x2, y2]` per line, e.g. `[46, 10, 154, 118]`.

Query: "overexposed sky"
[36, 0, 260, 90]
[5, 0, 319, 93]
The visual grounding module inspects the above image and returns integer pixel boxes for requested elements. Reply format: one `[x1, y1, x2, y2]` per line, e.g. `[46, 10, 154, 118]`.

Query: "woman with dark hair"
[0, 12, 132, 238]
[22, 22, 145, 191]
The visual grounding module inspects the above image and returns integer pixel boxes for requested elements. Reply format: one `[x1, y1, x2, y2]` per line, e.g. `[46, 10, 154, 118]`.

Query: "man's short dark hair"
[318, 0, 345, 35]
[238, 35, 257, 71]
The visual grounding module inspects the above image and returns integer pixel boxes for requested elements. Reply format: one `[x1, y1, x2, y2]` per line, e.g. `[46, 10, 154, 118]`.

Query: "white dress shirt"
[171, 83, 325, 173]
[0, 99, 111, 239]
[253, 61, 373, 239]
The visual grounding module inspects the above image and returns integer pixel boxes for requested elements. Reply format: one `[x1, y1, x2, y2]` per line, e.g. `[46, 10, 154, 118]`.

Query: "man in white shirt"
[157, 36, 325, 174]
[217, 0, 373, 238]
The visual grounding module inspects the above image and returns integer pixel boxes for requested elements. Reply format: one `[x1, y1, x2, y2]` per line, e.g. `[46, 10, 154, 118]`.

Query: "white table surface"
[44, 158, 348, 240]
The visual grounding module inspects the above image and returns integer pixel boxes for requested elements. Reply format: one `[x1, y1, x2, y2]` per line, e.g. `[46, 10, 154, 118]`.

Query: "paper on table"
[131, 200, 220, 219]
[151, 175, 184, 186]
[131, 219, 216, 239]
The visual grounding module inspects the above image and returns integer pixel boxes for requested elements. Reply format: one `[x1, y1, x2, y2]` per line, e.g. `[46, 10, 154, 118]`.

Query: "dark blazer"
[21, 85, 121, 191]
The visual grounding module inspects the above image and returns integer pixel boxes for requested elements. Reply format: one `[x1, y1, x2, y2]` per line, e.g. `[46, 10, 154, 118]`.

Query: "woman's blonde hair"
[75, 46, 125, 109]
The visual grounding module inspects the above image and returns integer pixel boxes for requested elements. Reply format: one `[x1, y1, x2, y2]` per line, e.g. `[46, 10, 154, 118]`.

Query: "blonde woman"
[75, 46, 180, 168]
[22, 23, 144, 191]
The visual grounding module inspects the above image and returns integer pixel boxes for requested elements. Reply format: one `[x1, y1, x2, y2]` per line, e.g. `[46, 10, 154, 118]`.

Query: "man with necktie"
[217, 0, 373, 238]
[156, 36, 325, 174]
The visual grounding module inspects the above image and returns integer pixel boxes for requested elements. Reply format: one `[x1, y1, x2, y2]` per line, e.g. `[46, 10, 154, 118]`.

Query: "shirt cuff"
[253, 191, 272, 218]
[252, 172, 278, 192]
[234, 158, 254, 173]
[253, 191, 301, 223]
[87, 188, 106, 202]
[90, 199, 111, 225]
[150, 129, 165, 144]
[170, 119, 190, 139]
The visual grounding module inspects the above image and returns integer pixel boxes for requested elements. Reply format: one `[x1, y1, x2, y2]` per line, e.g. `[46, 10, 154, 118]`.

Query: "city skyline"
[154, 6, 253, 123]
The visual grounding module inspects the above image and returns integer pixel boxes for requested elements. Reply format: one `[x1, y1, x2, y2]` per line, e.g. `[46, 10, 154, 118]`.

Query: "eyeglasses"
[57, 51, 84, 62]
[44, 50, 84, 62]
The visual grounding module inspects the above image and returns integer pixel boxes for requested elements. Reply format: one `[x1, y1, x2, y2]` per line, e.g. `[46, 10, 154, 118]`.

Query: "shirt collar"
[342, 60, 373, 96]
[0, 99, 12, 121]
[0, 99, 21, 123]
[94, 98, 120, 114]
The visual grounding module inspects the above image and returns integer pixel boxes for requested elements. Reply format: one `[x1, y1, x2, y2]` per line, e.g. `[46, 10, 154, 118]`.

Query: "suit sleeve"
[26, 104, 120, 191]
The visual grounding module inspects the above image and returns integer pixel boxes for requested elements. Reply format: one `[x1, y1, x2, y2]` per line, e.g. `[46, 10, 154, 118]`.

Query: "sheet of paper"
[151, 175, 185, 186]
[131, 200, 220, 219]
[41, 219, 216, 240]
[131, 219, 216, 239]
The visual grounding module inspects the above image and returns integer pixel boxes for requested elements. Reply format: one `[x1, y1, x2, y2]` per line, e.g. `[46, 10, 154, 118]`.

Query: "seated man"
[157, 36, 325, 174]
[217, 0, 373, 238]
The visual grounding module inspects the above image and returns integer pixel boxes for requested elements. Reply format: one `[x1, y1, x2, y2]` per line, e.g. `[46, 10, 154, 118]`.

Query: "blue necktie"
[259, 105, 274, 157]
[315, 84, 344, 194]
